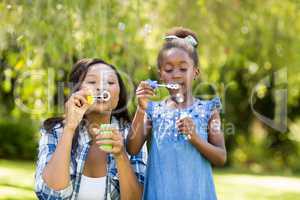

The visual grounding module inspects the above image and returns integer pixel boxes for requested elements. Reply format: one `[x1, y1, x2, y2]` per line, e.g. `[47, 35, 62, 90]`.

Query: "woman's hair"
[157, 27, 199, 68]
[43, 58, 130, 132]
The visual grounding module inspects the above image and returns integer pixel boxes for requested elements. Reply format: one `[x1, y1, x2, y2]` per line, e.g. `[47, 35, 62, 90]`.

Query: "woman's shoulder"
[41, 117, 64, 135]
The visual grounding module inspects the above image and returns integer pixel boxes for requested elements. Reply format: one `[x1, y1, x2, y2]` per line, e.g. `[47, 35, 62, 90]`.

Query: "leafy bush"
[0, 118, 38, 160]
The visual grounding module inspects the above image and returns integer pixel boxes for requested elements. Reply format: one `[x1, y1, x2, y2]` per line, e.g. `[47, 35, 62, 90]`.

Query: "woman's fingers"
[74, 98, 82, 107]
[96, 133, 120, 141]
[73, 94, 88, 106]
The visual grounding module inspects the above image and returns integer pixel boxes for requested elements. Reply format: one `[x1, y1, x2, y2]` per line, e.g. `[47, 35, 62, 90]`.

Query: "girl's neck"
[169, 93, 194, 109]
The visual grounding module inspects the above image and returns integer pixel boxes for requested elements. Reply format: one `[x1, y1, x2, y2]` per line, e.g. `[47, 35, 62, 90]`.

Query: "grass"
[0, 159, 300, 200]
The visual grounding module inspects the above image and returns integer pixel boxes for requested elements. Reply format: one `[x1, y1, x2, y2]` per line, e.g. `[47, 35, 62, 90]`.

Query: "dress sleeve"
[146, 101, 154, 121]
[208, 97, 222, 120]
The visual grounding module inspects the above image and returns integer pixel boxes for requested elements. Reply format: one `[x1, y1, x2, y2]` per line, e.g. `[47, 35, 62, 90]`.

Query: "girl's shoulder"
[196, 96, 222, 109]
[195, 96, 222, 121]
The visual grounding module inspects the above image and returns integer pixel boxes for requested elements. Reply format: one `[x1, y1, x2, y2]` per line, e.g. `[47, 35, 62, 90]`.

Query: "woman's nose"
[96, 82, 109, 91]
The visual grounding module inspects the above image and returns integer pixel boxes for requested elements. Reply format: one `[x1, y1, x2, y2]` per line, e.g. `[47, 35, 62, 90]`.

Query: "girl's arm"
[127, 81, 154, 155]
[127, 107, 151, 155]
[177, 110, 226, 166]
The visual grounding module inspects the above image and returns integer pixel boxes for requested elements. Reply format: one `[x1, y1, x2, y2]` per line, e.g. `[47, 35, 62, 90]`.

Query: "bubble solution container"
[98, 123, 118, 151]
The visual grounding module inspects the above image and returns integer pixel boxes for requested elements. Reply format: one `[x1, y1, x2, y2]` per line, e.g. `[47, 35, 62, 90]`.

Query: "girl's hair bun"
[166, 27, 198, 48]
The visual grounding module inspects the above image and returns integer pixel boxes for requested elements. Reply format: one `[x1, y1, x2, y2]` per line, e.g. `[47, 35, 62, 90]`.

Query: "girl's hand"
[136, 81, 155, 111]
[64, 89, 91, 132]
[95, 128, 125, 158]
[176, 117, 197, 140]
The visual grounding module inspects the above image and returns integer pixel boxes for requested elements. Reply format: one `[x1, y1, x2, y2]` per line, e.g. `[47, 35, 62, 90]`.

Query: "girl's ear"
[158, 69, 163, 82]
[194, 68, 200, 80]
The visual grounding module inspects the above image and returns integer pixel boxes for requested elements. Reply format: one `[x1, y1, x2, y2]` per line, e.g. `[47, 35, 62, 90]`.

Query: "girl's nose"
[172, 70, 183, 79]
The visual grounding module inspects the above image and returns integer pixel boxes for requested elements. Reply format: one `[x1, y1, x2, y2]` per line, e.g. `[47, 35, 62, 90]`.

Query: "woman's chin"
[86, 105, 113, 115]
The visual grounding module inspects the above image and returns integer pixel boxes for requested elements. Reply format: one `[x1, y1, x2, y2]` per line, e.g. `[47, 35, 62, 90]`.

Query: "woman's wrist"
[114, 150, 127, 161]
[63, 124, 77, 136]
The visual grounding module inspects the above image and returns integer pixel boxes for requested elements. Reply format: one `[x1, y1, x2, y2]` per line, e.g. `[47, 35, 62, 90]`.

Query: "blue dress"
[143, 97, 222, 200]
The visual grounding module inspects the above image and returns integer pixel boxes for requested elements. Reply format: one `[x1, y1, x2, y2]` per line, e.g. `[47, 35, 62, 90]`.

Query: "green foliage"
[1, 159, 300, 200]
[0, 0, 300, 172]
[0, 119, 38, 160]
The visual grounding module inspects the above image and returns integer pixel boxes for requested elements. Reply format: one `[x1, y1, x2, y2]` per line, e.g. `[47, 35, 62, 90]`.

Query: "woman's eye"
[87, 81, 96, 84]
[108, 81, 115, 85]
[180, 68, 187, 72]
[165, 69, 173, 73]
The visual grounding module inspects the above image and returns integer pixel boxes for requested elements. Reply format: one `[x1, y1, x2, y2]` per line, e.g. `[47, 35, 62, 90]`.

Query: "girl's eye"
[87, 81, 96, 84]
[180, 68, 187, 72]
[165, 69, 173, 73]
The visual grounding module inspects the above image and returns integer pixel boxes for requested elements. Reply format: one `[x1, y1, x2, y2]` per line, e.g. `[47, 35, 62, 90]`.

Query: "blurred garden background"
[0, 0, 300, 199]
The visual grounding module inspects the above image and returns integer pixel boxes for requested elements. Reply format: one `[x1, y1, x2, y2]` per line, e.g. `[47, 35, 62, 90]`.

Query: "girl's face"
[80, 63, 120, 114]
[159, 48, 199, 96]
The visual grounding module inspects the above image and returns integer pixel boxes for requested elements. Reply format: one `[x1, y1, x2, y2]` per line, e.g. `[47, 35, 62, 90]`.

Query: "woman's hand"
[176, 117, 197, 140]
[136, 81, 155, 111]
[64, 89, 91, 132]
[95, 127, 125, 158]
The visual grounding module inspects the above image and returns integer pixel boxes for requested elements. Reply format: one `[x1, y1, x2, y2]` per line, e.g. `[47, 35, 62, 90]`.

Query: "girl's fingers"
[139, 81, 153, 89]
[136, 89, 155, 96]
[137, 94, 154, 99]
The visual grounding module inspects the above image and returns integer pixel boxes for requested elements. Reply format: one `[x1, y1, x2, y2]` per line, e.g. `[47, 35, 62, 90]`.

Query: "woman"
[35, 58, 147, 200]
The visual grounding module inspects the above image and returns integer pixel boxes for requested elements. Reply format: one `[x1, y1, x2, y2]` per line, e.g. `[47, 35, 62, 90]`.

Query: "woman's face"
[159, 48, 198, 96]
[80, 63, 120, 114]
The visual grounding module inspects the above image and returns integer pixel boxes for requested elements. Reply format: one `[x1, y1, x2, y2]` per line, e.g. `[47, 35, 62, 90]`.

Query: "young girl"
[35, 58, 147, 200]
[127, 28, 226, 200]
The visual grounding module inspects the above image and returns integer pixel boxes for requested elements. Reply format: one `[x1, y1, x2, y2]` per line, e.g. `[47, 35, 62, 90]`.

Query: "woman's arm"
[42, 126, 75, 190]
[115, 151, 143, 200]
[96, 128, 144, 200]
[177, 110, 226, 166]
[42, 89, 90, 190]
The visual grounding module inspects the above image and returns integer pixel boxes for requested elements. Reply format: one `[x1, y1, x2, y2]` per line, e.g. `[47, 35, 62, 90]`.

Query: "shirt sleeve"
[34, 125, 73, 200]
[123, 122, 148, 185]
[129, 143, 148, 185]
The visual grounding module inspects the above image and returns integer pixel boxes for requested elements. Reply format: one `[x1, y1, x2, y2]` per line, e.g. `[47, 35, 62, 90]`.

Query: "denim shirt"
[143, 97, 221, 200]
[35, 117, 147, 200]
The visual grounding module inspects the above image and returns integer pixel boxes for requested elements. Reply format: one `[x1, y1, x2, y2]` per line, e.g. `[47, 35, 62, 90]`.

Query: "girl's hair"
[43, 58, 130, 132]
[157, 27, 199, 68]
